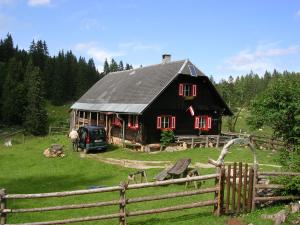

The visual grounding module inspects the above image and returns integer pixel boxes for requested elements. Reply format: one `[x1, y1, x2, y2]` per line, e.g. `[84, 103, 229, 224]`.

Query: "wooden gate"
[223, 162, 254, 214]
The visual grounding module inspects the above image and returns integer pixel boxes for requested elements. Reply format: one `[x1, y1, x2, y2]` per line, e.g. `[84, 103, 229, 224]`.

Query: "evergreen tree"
[0, 33, 14, 63]
[110, 58, 118, 72]
[118, 60, 124, 71]
[24, 60, 48, 135]
[1, 57, 26, 125]
[103, 58, 110, 75]
[125, 63, 131, 70]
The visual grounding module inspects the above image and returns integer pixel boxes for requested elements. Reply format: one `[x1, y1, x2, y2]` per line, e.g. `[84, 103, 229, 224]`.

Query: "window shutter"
[192, 84, 197, 96]
[207, 116, 212, 129]
[179, 83, 184, 96]
[157, 116, 162, 129]
[128, 115, 131, 127]
[171, 116, 176, 129]
[194, 116, 200, 129]
[135, 116, 139, 128]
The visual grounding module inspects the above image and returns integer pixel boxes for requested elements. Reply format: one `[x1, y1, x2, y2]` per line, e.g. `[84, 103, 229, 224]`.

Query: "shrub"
[160, 129, 175, 147]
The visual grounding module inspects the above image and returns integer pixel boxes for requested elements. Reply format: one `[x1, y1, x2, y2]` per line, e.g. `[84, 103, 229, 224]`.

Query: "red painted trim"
[171, 116, 176, 129]
[179, 83, 184, 96]
[192, 84, 197, 97]
[157, 116, 162, 129]
[194, 116, 200, 129]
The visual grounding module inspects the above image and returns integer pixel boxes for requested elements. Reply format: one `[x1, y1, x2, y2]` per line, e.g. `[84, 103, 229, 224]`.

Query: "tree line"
[0, 34, 131, 135]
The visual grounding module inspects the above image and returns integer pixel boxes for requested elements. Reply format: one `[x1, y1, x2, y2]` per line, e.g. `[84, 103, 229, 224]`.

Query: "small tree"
[248, 75, 300, 147]
[160, 129, 175, 148]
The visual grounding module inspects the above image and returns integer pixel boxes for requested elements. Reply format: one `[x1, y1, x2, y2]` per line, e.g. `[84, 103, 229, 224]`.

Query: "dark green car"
[77, 126, 108, 153]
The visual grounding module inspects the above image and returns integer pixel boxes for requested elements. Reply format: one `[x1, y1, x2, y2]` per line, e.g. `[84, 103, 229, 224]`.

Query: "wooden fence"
[0, 174, 221, 225]
[0, 130, 25, 145]
[1, 165, 300, 225]
[48, 126, 69, 136]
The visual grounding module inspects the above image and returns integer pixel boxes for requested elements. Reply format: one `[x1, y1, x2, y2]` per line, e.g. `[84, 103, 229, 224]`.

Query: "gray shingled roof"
[71, 59, 206, 114]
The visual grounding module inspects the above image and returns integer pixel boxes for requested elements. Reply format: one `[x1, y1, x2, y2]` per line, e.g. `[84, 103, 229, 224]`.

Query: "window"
[128, 115, 139, 129]
[179, 83, 197, 97]
[157, 115, 176, 130]
[112, 115, 121, 127]
[194, 116, 212, 131]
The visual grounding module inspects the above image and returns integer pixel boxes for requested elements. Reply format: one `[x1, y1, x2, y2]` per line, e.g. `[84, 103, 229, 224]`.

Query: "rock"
[291, 201, 300, 213]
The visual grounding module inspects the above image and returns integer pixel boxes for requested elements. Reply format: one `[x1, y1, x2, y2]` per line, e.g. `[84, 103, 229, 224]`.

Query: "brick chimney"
[162, 54, 171, 64]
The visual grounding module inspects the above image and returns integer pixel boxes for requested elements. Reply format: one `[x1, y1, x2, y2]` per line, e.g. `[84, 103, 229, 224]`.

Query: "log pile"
[43, 144, 65, 158]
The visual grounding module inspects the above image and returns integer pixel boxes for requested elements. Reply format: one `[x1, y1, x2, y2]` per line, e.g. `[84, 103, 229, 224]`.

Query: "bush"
[160, 129, 175, 147]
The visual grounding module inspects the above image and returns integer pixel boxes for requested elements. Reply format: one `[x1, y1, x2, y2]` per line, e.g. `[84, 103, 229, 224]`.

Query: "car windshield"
[90, 129, 106, 140]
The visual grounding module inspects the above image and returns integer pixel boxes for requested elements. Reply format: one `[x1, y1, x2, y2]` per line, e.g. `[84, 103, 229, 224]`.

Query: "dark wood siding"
[142, 75, 225, 143]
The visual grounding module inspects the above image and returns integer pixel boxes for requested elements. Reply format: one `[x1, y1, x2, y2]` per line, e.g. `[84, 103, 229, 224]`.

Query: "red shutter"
[157, 116, 162, 129]
[171, 116, 176, 129]
[192, 84, 197, 96]
[207, 116, 212, 129]
[194, 116, 200, 129]
[128, 115, 131, 127]
[179, 83, 184, 96]
[135, 116, 139, 128]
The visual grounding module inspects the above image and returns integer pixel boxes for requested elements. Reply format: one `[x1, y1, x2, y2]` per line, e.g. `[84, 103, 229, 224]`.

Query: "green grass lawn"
[0, 134, 291, 225]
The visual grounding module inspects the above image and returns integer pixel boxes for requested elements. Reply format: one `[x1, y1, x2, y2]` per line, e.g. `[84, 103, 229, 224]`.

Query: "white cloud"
[296, 10, 300, 16]
[119, 41, 161, 52]
[80, 18, 105, 31]
[74, 42, 125, 71]
[27, 0, 50, 7]
[219, 43, 299, 74]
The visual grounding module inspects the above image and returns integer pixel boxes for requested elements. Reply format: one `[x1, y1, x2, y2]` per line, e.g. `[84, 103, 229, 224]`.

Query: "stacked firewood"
[43, 144, 65, 158]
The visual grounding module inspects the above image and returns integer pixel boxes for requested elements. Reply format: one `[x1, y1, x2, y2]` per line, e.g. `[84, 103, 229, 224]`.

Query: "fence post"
[216, 167, 225, 216]
[216, 135, 220, 148]
[119, 182, 127, 225]
[247, 167, 254, 212]
[225, 164, 231, 214]
[0, 189, 7, 225]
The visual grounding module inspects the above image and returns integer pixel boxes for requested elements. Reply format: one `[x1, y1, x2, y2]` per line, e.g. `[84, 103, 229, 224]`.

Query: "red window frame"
[194, 115, 212, 131]
[156, 115, 176, 130]
[128, 115, 139, 129]
[179, 83, 197, 97]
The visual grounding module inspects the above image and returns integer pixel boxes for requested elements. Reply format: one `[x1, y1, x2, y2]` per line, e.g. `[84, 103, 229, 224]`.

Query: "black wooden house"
[70, 55, 232, 145]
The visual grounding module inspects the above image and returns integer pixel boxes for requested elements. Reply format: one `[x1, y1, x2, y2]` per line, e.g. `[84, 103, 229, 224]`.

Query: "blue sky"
[0, 0, 300, 80]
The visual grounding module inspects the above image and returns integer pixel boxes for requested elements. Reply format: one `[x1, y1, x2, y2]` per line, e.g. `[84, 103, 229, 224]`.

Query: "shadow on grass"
[1, 174, 112, 194]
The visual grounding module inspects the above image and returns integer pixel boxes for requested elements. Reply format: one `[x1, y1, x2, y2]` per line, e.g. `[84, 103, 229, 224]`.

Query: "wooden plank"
[5, 186, 121, 199]
[255, 196, 300, 202]
[216, 168, 225, 216]
[119, 182, 126, 225]
[237, 162, 243, 213]
[0, 189, 7, 225]
[247, 167, 254, 212]
[127, 187, 217, 204]
[127, 200, 217, 217]
[225, 164, 231, 214]
[167, 158, 191, 176]
[258, 172, 300, 176]
[255, 184, 284, 189]
[128, 174, 219, 190]
[243, 163, 248, 212]
[231, 162, 237, 212]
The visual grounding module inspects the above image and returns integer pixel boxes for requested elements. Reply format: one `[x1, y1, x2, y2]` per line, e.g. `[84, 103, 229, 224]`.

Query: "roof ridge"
[107, 59, 186, 75]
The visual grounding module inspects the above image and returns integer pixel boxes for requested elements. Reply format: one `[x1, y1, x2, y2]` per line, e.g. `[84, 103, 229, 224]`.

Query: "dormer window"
[128, 115, 139, 129]
[179, 83, 197, 97]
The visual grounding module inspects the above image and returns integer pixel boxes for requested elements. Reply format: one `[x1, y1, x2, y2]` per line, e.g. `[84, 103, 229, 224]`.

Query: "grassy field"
[0, 134, 292, 225]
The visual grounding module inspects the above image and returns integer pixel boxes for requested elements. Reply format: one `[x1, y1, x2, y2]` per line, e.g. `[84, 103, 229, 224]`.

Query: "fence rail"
[0, 174, 220, 225]
[1, 167, 300, 225]
[48, 126, 69, 136]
